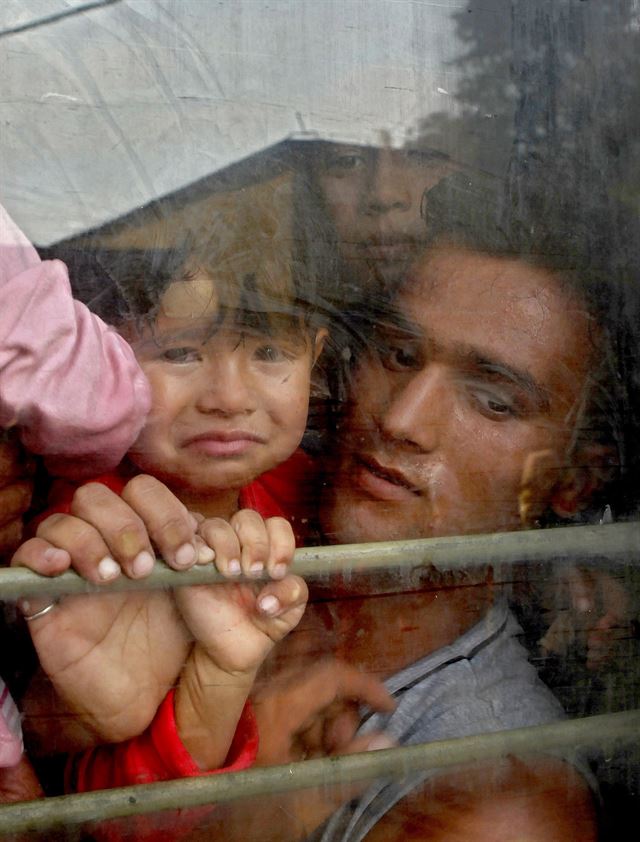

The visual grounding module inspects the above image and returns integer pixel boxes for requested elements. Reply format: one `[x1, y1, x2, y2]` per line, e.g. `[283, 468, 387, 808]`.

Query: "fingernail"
[174, 543, 197, 568]
[367, 734, 395, 751]
[259, 595, 280, 616]
[249, 561, 264, 577]
[271, 563, 288, 579]
[120, 531, 140, 556]
[43, 547, 70, 566]
[228, 559, 241, 576]
[98, 557, 121, 582]
[132, 551, 154, 578]
[197, 545, 216, 564]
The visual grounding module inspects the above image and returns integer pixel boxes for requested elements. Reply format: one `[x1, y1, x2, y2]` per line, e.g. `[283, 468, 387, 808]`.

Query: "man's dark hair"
[416, 162, 640, 519]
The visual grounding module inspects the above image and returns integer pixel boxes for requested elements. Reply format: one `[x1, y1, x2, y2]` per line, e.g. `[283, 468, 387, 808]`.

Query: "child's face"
[127, 275, 325, 497]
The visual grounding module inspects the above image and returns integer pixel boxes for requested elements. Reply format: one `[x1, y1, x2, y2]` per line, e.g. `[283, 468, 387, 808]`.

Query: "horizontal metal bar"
[0, 710, 637, 835]
[0, 522, 638, 601]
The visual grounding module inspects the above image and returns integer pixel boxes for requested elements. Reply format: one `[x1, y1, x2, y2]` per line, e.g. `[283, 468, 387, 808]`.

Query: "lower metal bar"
[0, 710, 637, 834]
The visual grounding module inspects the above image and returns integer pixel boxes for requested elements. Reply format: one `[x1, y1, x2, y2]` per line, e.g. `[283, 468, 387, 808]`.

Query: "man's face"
[322, 246, 594, 544]
[313, 144, 454, 289]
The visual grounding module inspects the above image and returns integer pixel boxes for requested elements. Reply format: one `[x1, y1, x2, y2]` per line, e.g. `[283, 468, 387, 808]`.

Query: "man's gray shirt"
[314, 600, 566, 842]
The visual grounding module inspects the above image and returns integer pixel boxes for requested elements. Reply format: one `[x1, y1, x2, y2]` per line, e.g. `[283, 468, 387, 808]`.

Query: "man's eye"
[160, 347, 201, 364]
[379, 343, 421, 372]
[470, 388, 516, 418]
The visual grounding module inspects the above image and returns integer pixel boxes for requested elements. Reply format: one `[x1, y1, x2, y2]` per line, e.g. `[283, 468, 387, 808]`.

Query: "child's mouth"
[184, 431, 264, 458]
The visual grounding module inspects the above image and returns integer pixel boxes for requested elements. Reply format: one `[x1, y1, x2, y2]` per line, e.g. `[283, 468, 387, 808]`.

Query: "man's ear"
[312, 327, 329, 365]
[519, 445, 617, 526]
[519, 449, 562, 527]
[549, 444, 617, 519]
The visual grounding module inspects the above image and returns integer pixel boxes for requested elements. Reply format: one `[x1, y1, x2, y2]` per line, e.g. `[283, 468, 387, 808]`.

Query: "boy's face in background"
[313, 143, 454, 290]
[127, 275, 324, 497]
[322, 245, 595, 544]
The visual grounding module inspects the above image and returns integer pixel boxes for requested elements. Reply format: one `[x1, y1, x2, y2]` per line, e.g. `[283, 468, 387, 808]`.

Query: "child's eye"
[253, 343, 289, 363]
[160, 347, 202, 364]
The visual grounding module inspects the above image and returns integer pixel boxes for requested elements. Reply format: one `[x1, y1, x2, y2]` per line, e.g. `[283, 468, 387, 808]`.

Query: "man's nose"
[195, 357, 257, 415]
[379, 366, 449, 452]
[362, 149, 412, 216]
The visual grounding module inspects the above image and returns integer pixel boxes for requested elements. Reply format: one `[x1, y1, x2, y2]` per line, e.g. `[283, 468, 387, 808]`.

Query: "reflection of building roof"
[1, 1, 511, 245]
[54, 143, 296, 252]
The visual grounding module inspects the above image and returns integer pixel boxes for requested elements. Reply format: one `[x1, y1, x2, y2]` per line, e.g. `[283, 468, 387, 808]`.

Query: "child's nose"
[195, 358, 257, 416]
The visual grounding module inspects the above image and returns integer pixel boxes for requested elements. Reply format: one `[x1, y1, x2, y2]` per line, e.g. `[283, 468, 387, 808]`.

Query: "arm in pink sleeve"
[0, 204, 151, 477]
[0, 676, 23, 769]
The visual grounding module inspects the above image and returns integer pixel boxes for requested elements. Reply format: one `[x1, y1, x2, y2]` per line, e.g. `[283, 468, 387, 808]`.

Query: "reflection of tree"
[415, 0, 640, 487]
[414, 0, 640, 207]
[413, 8, 640, 832]
[413, 0, 515, 176]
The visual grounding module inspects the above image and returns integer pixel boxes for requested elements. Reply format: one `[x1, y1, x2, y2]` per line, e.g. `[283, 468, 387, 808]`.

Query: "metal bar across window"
[0, 522, 637, 834]
[1, 521, 638, 601]
[0, 710, 637, 834]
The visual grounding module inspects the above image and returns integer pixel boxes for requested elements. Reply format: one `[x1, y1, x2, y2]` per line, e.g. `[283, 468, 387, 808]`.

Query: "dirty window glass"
[0, 2, 638, 840]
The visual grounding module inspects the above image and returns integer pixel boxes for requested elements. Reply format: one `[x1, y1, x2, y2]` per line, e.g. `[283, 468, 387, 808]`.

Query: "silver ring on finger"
[22, 599, 59, 622]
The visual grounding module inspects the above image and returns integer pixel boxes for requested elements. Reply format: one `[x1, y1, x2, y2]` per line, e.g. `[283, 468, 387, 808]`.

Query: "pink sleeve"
[0, 203, 151, 477]
[67, 691, 259, 792]
[0, 676, 23, 769]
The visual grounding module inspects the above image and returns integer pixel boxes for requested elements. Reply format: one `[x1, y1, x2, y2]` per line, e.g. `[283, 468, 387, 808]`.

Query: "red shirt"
[42, 449, 318, 794]
[43, 447, 317, 545]
[67, 691, 258, 792]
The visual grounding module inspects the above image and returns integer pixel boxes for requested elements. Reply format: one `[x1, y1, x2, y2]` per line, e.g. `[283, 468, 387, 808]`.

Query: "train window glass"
[0, 2, 638, 840]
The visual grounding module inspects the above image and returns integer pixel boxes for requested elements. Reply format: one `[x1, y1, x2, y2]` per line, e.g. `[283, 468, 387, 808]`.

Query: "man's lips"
[183, 430, 265, 458]
[352, 454, 421, 501]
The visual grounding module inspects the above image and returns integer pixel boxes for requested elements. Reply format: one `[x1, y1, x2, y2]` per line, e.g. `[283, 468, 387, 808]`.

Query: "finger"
[0, 439, 29, 485]
[120, 475, 199, 571]
[295, 662, 395, 725]
[271, 661, 395, 733]
[36, 512, 122, 584]
[69, 483, 156, 579]
[0, 481, 33, 528]
[264, 517, 296, 579]
[0, 754, 43, 802]
[197, 518, 241, 575]
[230, 509, 270, 578]
[597, 571, 630, 620]
[322, 704, 361, 753]
[566, 567, 596, 615]
[333, 664, 396, 715]
[193, 535, 216, 566]
[11, 536, 71, 576]
[11, 537, 67, 623]
[256, 574, 309, 625]
[307, 731, 397, 811]
[0, 518, 24, 559]
[342, 730, 397, 755]
[296, 701, 359, 759]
